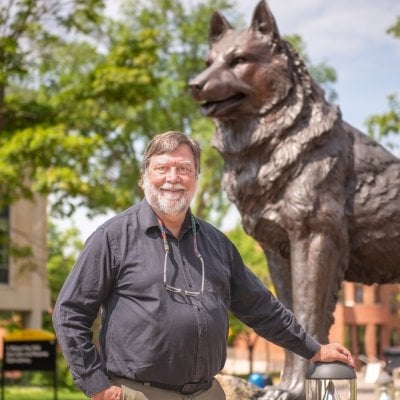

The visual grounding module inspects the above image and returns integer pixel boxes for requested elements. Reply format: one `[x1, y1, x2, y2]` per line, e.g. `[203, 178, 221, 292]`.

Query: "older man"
[53, 131, 353, 400]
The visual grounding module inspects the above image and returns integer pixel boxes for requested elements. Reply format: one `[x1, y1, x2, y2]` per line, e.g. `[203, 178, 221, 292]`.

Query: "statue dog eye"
[229, 56, 246, 68]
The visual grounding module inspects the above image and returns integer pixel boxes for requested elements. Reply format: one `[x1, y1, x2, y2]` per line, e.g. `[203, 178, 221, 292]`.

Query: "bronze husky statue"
[190, 0, 400, 399]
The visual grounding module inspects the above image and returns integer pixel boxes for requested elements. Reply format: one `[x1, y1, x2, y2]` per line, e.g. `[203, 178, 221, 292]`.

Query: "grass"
[2, 386, 87, 400]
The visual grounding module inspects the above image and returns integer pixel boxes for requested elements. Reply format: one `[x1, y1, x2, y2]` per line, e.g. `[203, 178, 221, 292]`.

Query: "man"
[53, 131, 354, 400]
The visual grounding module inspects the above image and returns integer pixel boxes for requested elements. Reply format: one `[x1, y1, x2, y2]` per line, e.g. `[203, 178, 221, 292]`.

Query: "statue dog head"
[189, 0, 305, 120]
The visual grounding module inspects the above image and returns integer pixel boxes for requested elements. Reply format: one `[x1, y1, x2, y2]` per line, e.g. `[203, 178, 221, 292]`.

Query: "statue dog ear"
[251, 0, 280, 38]
[209, 11, 232, 45]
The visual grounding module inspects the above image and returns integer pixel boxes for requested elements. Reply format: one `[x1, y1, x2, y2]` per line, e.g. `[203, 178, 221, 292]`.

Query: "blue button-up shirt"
[52, 199, 320, 396]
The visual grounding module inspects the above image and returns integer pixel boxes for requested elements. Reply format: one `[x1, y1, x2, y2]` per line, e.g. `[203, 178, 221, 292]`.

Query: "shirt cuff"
[304, 335, 321, 360]
[76, 369, 111, 398]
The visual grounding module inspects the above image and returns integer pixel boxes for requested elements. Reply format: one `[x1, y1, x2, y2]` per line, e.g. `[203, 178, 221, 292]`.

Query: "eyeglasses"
[158, 215, 205, 297]
[153, 164, 194, 177]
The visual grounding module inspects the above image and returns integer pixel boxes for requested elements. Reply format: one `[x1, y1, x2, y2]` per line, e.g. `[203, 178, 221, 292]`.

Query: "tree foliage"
[285, 34, 337, 102]
[224, 225, 272, 373]
[47, 222, 83, 306]
[0, 0, 162, 215]
[365, 16, 400, 147]
[1, 0, 341, 301]
[226, 225, 271, 288]
[114, 0, 237, 224]
[366, 95, 400, 149]
[387, 16, 400, 37]
[0, 0, 340, 225]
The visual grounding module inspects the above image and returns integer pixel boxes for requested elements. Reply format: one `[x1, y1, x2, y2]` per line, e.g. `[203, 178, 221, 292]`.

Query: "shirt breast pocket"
[114, 251, 164, 297]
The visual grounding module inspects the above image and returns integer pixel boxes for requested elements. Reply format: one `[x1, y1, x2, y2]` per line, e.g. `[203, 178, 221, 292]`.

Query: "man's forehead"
[152, 155, 193, 165]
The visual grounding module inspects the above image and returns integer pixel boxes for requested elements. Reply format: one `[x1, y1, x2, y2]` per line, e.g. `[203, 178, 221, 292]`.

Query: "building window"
[344, 324, 354, 351]
[374, 285, 381, 303]
[0, 206, 10, 284]
[376, 324, 382, 357]
[357, 325, 366, 355]
[390, 329, 399, 347]
[390, 294, 398, 315]
[355, 284, 364, 303]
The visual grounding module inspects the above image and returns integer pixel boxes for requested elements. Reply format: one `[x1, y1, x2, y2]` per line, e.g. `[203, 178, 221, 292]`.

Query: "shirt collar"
[139, 198, 199, 236]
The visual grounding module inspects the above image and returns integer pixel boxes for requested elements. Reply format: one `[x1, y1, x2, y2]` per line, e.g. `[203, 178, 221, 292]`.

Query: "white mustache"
[160, 184, 185, 191]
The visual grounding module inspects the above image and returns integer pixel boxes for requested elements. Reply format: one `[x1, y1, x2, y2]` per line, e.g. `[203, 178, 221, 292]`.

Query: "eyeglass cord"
[157, 215, 205, 295]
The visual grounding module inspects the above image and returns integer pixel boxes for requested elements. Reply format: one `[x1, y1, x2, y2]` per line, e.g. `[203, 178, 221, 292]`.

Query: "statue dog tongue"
[190, 1, 400, 399]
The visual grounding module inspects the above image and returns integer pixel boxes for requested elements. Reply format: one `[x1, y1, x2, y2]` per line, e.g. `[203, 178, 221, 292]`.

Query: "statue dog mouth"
[199, 93, 246, 117]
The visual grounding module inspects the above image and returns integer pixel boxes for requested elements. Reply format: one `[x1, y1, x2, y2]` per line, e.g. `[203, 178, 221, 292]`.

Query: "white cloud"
[239, 0, 400, 59]
[233, 0, 400, 132]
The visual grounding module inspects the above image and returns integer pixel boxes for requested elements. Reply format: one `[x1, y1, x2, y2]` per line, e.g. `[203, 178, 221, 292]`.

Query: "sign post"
[1, 329, 57, 400]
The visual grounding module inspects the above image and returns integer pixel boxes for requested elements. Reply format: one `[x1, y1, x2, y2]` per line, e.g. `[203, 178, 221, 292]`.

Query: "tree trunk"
[248, 344, 254, 375]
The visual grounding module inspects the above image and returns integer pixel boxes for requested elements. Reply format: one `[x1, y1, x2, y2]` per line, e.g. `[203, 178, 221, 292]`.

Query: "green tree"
[225, 225, 271, 375]
[387, 16, 400, 37]
[114, 0, 238, 224]
[0, 0, 339, 225]
[285, 34, 338, 102]
[0, 0, 237, 224]
[366, 95, 400, 148]
[47, 222, 83, 306]
[46, 222, 84, 389]
[366, 17, 400, 147]
[0, 0, 101, 207]
[226, 225, 270, 287]
[0, 0, 160, 215]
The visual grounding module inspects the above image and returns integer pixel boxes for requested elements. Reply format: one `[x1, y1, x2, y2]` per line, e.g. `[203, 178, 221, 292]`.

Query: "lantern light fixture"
[305, 361, 357, 400]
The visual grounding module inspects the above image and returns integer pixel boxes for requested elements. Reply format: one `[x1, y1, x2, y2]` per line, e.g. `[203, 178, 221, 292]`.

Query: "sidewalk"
[357, 374, 376, 400]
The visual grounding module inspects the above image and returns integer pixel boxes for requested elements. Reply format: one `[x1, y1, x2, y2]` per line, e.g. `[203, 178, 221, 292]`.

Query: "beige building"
[0, 196, 50, 328]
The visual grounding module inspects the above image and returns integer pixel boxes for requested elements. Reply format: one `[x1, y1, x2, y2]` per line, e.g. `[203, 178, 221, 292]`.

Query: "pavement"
[357, 372, 400, 400]
[357, 375, 377, 400]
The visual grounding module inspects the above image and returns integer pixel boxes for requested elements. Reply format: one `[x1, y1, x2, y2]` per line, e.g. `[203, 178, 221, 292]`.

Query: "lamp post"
[305, 362, 357, 400]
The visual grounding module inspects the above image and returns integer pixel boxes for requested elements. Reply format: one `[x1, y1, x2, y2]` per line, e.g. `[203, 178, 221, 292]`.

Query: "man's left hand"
[311, 343, 355, 368]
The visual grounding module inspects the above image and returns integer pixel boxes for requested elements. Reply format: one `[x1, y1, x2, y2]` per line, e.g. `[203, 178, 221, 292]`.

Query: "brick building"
[331, 282, 400, 366]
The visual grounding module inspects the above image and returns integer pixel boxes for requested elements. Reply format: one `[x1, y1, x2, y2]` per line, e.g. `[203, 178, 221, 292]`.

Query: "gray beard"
[142, 179, 194, 216]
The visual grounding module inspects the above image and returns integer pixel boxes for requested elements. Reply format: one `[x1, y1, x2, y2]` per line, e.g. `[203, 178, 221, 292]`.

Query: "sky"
[104, 0, 400, 132]
[103, 0, 400, 134]
[75, 0, 400, 240]
[236, 0, 400, 132]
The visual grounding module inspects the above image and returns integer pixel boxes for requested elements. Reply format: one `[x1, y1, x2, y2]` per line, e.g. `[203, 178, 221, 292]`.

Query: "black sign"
[3, 340, 56, 371]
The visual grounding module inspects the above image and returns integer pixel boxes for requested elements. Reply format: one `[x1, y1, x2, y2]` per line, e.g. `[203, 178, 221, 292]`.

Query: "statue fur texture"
[189, 1, 400, 399]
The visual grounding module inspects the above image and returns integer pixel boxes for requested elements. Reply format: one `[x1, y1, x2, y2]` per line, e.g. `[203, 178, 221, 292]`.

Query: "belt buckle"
[181, 383, 199, 395]
[181, 381, 211, 395]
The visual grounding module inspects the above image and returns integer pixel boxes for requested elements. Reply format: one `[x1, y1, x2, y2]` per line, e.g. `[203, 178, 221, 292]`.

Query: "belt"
[140, 379, 213, 395]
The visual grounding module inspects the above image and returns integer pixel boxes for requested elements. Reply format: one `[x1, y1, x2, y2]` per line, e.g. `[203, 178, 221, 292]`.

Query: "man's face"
[142, 144, 198, 217]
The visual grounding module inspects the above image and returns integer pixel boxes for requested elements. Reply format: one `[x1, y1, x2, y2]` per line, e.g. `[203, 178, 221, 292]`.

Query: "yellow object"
[3, 329, 55, 342]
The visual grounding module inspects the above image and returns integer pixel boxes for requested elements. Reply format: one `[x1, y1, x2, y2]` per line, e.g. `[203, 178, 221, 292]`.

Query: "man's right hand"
[91, 385, 122, 400]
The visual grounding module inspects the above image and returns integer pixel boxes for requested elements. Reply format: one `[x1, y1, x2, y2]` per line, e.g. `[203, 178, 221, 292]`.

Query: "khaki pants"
[114, 378, 226, 400]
